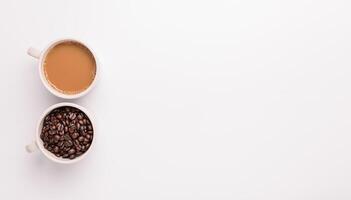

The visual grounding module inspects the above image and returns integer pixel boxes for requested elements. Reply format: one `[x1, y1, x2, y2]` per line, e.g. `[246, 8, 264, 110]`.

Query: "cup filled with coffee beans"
[26, 102, 95, 164]
[27, 38, 98, 99]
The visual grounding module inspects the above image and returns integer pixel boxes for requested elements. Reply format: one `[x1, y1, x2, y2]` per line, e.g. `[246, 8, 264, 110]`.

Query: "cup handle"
[26, 141, 38, 153]
[27, 47, 41, 59]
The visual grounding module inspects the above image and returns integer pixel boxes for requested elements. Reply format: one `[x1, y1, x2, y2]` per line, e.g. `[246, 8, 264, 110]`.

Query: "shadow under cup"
[40, 40, 97, 98]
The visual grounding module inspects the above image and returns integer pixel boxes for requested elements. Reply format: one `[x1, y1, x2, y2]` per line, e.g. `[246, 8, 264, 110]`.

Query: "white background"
[1, 0, 351, 199]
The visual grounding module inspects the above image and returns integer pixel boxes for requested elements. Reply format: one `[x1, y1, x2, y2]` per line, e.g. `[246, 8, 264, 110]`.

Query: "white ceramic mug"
[26, 102, 95, 164]
[27, 38, 99, 99]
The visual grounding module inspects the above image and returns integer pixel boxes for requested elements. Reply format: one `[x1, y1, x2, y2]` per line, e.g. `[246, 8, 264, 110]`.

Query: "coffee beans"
[41, 106, 93, 160]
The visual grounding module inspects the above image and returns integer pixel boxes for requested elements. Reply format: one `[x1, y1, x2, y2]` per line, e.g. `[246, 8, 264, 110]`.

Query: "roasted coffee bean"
[72, 132, 79, 139]
[78, 136, 84, 142]
[68, 127, 75, 133]
[54, 134, 60, 142]
[83, 138, 89, 144]
[64, 140, 73, 147]
[58, 141, 64, 147]
[57, 123, 63, 131]
[76, 145, 82, 151]
[81, 131, 87, 136]
[74, 139, 80, 145]
[41, 106, 93, 160]
[68, 148, 76, 155]
[69, 113, 76, 120]
[43, 126, 49, 132]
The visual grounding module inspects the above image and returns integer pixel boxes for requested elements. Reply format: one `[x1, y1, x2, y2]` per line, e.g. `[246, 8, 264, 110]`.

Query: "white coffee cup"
[26, 102, 95, 164]
[27, 38, 99, 99]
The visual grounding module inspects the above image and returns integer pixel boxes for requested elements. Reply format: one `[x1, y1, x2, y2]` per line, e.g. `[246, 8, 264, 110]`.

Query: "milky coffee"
[44, 42, 96, 94]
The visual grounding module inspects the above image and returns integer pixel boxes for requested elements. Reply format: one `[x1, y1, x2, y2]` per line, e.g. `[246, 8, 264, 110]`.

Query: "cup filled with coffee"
[26, 102, 95, 164]
[27, 38, 98, 99]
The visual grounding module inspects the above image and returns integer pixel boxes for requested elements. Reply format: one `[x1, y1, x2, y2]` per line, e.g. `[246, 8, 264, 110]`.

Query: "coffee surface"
[44, 41, 96, 94]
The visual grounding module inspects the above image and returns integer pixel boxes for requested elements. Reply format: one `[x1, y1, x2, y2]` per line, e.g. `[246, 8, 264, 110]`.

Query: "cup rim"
[38, 38, 99, 99]
[36, 102, 95, 164]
